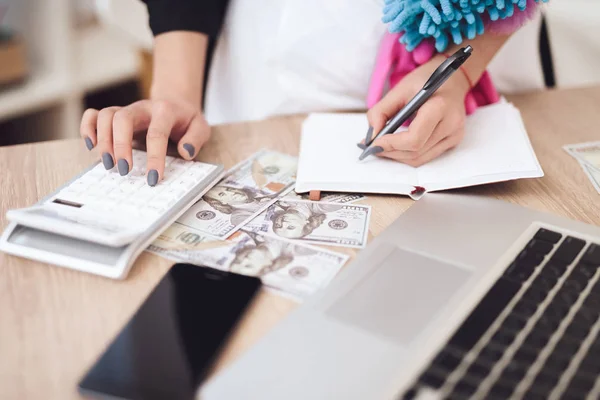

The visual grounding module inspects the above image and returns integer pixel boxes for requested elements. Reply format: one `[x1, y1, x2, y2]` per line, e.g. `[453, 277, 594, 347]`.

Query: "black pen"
[358, 45, 473, 161]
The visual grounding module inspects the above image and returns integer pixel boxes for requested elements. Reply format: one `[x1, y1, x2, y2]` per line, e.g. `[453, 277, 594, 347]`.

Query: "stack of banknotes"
[564, 142, 600, 194]
[147, 150, 371, 301]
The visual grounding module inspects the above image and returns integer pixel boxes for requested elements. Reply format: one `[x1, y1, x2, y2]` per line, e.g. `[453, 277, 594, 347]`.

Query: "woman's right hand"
[80, 98, 210, 186]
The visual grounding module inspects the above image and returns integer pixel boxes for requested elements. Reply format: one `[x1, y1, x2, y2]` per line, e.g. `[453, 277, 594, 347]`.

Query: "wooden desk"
[2, 86, 600, 399]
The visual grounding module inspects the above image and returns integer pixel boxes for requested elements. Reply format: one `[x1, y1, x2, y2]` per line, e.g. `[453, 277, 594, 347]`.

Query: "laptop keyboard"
[402, 228, 600, 400]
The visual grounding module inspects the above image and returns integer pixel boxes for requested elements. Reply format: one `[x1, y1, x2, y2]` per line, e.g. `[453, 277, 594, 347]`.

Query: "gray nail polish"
[183, 143, 195, 158]
[148, 169, 159, 186]
[117, 159, 129, 176]
[102, 153, 114, 170]
[358, 146, 384, 161]
[356, 143, 367, 150]
[84, 137, 94, 150]
[365, 126, 374, 143]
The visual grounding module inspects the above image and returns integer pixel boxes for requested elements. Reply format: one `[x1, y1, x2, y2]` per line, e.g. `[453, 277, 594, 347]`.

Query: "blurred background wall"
[0, 0, 148, 146]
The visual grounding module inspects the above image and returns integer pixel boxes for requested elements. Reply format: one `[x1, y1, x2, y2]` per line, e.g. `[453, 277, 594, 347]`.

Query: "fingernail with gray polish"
[358, 146, 384, 161]
[365, 126, 374, 143]
[356, 143, 367, 150]
[148, 169, 159, 186]
[102, 153, 114, 170]
[84, 137, 94, 150]
[183, 143, 195, 158]
[117, 159, 129, 176]
[370, 146, 384, 155]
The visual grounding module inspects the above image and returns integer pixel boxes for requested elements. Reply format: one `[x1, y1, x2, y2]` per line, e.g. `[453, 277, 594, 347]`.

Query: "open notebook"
[295, 102, 543, 199]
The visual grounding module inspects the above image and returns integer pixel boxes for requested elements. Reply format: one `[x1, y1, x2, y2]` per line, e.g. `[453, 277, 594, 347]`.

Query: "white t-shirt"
[204, 0, 546, 126]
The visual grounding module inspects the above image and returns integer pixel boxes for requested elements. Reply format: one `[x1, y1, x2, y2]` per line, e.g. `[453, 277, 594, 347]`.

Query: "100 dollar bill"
[176, 150, 297, 240]
[564, 142, 600, 172]
[254, 199, 371, 249]
[148, 227, 349, 300]
[244, 191, 366, 233]
[579, 161, 600, 194]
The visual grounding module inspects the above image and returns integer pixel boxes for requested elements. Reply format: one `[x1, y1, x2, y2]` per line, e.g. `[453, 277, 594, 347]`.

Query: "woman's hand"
[362, 54, 471, 167]
[80, 31, 211, 185]
[363, 30, 514, 167]
[80, 98, 210, 185]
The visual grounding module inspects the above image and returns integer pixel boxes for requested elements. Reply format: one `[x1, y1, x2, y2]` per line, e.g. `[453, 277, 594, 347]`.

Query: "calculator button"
[149, 195, 171, 208]
[173, 178, 197, 191]
[88, 164, 106, 176]
[138, 207, 162, 218]
[164, 164, 186, 177]
[102, 173, 121, 183]
[86, 186, 105, 197]
[44, 150, 217, 238]
[182, 169, 204, 181]
[169, 158, 187, 167]
[146, 204, 166, 214]
[162, 187, 186, 199]
[74, 193, 93, 205]
[117, 204, 141, 216]
[94, 202, 115, 212]
[85, 197, 104, 207]
[77, 175, 100, 185]
[97, 183, 115, 195]
[125, 197, 146, 208]
[191, 163, 212, 174]
[130, 168, 146, 178]
[102, 175, 121, 186]
[69, 180, 90, 192]
[133, 152, 145, 164]
[106, 190, 126, 202]
[119, 198, 137, 207]
[119, 179, 145, 193]
[135, 189, 158, 202]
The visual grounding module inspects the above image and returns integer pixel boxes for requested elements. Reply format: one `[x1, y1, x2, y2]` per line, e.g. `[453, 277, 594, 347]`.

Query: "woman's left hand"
[361, 54, 471, 167]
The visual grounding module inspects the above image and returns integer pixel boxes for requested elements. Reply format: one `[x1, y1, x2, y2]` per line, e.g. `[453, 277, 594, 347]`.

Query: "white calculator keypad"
[48, 150, 217, 232]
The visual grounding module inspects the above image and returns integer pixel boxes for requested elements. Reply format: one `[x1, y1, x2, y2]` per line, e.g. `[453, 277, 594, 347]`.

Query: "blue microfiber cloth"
[382, 0, 549, 53]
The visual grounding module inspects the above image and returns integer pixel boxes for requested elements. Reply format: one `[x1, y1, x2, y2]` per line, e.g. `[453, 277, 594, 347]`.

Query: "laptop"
[199, 192, 600, 400]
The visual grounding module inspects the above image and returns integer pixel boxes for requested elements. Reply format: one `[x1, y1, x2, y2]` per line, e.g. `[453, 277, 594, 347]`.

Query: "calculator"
[0, 150, 224, 279]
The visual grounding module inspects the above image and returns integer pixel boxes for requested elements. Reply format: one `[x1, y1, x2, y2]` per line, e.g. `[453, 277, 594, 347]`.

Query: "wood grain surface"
[1, 86, 599, 399]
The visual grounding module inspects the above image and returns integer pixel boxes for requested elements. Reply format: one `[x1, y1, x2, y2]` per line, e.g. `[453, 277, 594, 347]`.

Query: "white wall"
[0, 0, 140, 141]
[545, 0, 600, 89]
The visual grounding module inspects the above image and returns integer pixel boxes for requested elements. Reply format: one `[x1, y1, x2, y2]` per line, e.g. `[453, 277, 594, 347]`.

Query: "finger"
[371, 97, 445, 153]
[96, 107, 121, 170]
[176, 114, 211, 160]
[80, 108, 99, 151]
[112, 101, 153, 176]
[146, 101, 175, 186]
[366, 84, 414, 141]
[381, 129, 463, 167]
[417, 112, 464, 155]
[378, 114, 456, 161]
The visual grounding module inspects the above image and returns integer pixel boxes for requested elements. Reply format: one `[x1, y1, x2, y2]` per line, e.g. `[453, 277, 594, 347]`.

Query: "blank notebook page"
[296, 102, 543, 195]
[418, 103, 543, 191]
[296, 114, 417, 194]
